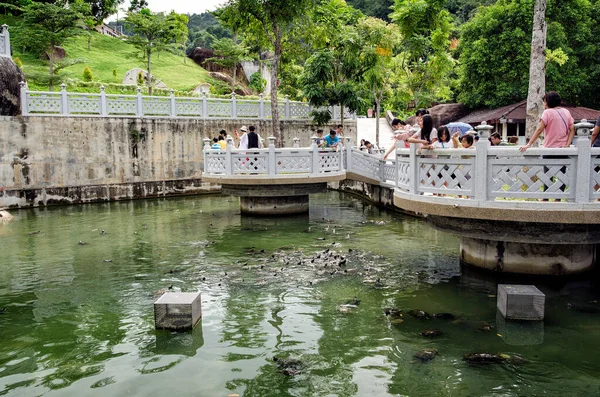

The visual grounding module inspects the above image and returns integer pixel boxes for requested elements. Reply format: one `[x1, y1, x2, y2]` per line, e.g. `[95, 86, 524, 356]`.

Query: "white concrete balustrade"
[0, 24, 10, 58]
[19, 83, 356, 120]
[204, 122, 600, 205]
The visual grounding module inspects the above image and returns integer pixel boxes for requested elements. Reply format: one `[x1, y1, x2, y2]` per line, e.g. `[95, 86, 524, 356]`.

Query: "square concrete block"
[497, 284, 545, 320]
[154, 292, 202, 331]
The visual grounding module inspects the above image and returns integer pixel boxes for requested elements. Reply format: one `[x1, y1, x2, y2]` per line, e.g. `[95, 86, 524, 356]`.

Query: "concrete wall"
[0, 116, 356, 208]
[329, 178, 398, 212]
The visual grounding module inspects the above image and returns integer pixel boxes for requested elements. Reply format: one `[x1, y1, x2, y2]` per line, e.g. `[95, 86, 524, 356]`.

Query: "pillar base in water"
[240, 195, 309, 215]
[460, 237, 594, 275]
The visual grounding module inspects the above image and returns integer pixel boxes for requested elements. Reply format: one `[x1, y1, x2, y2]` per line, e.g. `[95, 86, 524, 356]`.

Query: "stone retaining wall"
[0, 116, 356, 208]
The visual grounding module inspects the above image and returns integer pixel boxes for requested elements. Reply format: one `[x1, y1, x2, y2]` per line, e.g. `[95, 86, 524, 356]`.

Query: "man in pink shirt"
[520, 91, 575, 150]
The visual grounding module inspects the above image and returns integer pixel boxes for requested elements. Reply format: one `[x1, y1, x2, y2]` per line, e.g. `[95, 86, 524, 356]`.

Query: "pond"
[1, 192, 600, 396]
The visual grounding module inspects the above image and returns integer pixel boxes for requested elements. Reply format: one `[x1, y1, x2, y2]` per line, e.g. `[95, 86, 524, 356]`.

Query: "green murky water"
[1, 192, 600, 396]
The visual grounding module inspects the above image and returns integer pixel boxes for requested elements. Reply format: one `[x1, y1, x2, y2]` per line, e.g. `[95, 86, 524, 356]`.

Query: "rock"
[0, 57, 24, 116]
[122, 68, 167, 89]
[0, 209, 14, 224]
[405, 103, 470, 128]
[409, 309, 431, 320]
[414, 348, 438, 362]
[209, 72, 251, 96]
[420, 329, 443, 337]
[42, 46, 67, 61]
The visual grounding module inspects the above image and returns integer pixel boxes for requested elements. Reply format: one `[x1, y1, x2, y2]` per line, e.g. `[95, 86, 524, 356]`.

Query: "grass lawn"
[1, 17, 212, 93]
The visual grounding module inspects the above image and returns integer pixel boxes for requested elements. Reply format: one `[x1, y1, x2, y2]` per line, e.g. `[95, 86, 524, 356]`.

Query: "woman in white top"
[407, 114, 438, 152]
[433, 126, 454, 148]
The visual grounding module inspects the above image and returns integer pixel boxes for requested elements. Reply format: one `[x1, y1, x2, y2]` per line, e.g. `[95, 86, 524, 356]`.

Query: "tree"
[18, 0, 90, 91]
[128, 0, 147, 12]
[125, 9, 179, 95]
[219, 0, 315, 144]
[390, 0, 455, 109]
[85, 0, 122, 24]
[168, 11, 189, 64]
[357, 17, 400, 146]
[208, 38, 248, 92]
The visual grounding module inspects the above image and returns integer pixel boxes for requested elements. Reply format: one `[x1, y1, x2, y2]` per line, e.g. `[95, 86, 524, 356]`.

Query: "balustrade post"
[475, 121, 494, 139]
[259, 93, 264, 119]
[379, 158, 386, 182]
[99, 86, 108, 116]
[474, 140, 489, 201]
[574, 119, 594, 203]
[293, 137, 300, 148]
[231, 92, 237, 118]
[225, 137, 233, 175]
[203, 138, 211, 173]
[311, 136, 319, 175]
[201, 92, 208, 118]
[60, 84, 68, 115]
[136, 86, 143, 117]
[268, 136, 276, 175]
[169, 89, 176, 118]
[345, 137, 352, 172]
[19, 81, 28, 116]
[409, 144, 418, 194]
[2, 25, 10, 57]
[284, 95, 290, 119]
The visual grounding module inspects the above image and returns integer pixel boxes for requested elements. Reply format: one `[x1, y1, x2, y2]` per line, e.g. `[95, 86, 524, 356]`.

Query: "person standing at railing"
[324, 130, 340, 149]
[433, 126, 455, 148]
[246, 125, 263, 149]
[590, 115, 600, 147]
[316, 129, 325, 147]
[407, 114, 438, 152]
[238, 126, 249, 149]
[383, 118, 413, 160]
[519, 91, 575, 152]
[519, 91, 575, 199]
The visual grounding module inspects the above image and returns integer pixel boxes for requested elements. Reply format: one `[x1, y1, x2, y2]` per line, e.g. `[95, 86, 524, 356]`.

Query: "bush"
[112, 68, 118, 79]
[83, 66, 93, 82]
[13, 57, 23, 69]
[248, 72, 266, 93]
[136, 71, 144, 86]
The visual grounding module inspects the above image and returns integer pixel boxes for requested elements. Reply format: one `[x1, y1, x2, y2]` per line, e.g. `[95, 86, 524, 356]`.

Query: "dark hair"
[544, 91, 562, 108]
[474, 135, 480, 141]
[490, 132, 501, 140]
[218, 135, 224, 141]
[438, 126, 450, 142]
[392, 118, 406, 127]
[364, 141, 371, 146]
[420, 114, 433, 143]
[219, 129, 226, 136]
[337, 124, 343, 129]
[508, 136, 519, 144]
[212, 137, 218, 143]
[461, 134, 474, 146]
[330, 129, 337, 135]
[249, 125, 256, 132]
[415, 108, 429, 117]
[317, 129, 323, 134]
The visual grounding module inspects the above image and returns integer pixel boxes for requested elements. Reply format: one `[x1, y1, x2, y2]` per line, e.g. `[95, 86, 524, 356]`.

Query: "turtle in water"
[463, 353, 506, 365]
[433, 312, 456, 321]
[414, 348, 438, 363]
[409, 309, 431, 320]
[273, 357, 303, 376]
[345, 296, 361, 306]
[420, 329, 443, 338]
[478, 322, 493, 332]
[384, 307, 402, 317]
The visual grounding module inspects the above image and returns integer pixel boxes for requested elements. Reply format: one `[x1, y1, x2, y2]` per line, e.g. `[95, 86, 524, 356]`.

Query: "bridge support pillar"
[460, 237, 595, 275]
[222, 183, 327, 215]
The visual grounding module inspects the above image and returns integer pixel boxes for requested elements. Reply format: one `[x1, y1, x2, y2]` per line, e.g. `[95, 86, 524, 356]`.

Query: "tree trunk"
[340, 103, 344, 132]
[48, 51, 55, 91]
[233, 64, 237, 92]
[525, 0, 547, 140]
[147, 47, 153, 96]
[270, 30, 282, 145]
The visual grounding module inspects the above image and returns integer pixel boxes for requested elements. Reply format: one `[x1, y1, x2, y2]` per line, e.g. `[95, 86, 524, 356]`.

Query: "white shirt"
[239, 132, 264, 150]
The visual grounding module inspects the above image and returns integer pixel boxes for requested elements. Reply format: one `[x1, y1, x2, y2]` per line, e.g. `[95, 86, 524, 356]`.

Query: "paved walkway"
[356, 117, 395, 157]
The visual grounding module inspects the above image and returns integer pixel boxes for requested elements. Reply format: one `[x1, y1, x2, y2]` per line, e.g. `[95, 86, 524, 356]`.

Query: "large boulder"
[209, 72, 251, 96]
[188, 47, 249, 85]
[122, 68, 167, 89]
[42, 46, 67, 61]
[406, 103, 470, 127]
[0, 56, 25, 116]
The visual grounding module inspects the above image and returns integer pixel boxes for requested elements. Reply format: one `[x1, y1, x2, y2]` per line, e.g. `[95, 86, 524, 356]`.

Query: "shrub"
[249, 72, 266, 93]
[13, 57, 23, 70]
[112, 68, 118, 79]
[136, 71, 144, 86]
[82, 66, 93, 82]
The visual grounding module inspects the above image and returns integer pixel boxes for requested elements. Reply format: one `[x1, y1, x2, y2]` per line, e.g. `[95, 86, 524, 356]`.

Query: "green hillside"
[1, 17, 213, 94]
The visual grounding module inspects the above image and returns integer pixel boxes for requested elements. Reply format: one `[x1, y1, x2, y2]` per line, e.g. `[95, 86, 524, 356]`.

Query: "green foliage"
[346, 0, 394, 21]
[458, 0, 598, 108]
[248, 71, 266, 93]
[208, 37, 248, 90]
[13, 56, 23, 69]
[112, 68, 117, 78]
[136, 71, 144, 85]
[84, 0, 122, 24]
[210, 79, 231, 95]
[310, 109, 332, 127]
[83, 65, 94, 81]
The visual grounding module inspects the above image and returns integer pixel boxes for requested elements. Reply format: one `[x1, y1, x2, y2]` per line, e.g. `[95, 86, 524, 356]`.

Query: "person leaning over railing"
[519, 91, 575, 199]
[383, 118, 412, 160]
[324, 129, 341, 150]
[407, 114, 438, 153]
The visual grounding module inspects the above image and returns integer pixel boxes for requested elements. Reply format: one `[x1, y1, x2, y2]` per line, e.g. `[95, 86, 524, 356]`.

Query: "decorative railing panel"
[383, 161, 396, 183]
[417, 157, 474, 196]
[20, 84, 357, 120]
[320, 151, 341, 171]
[68, 93, 101, 115]
[205, 153, 227, 173]
[106, 95, 137, 115]
[590, 149, 600, 199]
[275, 151, 312, 174]
[232, 152, 268, 174]
[350, 150, 382, 180]
[27, 92, 62, 114]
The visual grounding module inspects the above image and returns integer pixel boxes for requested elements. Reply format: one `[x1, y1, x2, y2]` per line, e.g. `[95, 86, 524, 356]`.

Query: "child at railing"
[433, 126, 455, 149]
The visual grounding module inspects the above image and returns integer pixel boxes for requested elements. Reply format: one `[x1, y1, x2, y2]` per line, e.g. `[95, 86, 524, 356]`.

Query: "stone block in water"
[497, 284, 545, 320]
[154, 292, 202, 331]
[496, 311, 544, 345]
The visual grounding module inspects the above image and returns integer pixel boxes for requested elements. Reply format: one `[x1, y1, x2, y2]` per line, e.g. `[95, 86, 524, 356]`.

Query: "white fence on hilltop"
[204, 122, 600, 205]
[19, 83, 356, 120]
[0, 24, 10, 58]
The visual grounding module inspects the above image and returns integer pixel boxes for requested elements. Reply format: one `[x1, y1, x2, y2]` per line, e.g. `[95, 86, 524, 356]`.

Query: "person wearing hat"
[238, 125, 249, 149]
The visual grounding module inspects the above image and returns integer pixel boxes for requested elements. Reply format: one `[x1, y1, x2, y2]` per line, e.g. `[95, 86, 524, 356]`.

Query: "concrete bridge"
[203, 121, 600, 276]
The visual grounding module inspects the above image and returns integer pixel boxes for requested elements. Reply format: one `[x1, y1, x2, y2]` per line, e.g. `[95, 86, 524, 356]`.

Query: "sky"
[108, 0, 226, 20]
